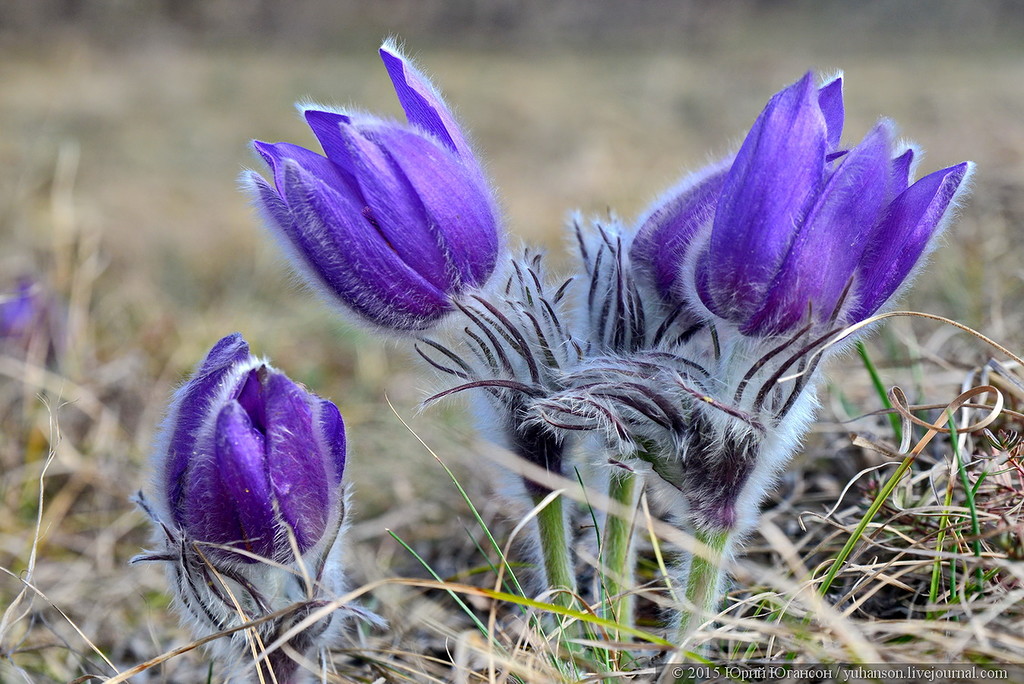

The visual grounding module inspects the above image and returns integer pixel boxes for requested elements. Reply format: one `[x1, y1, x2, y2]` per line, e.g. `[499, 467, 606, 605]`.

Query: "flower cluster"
[138, 41, 974, 676]
[540, 73, 972, 537]
[243, 47, 971, 626]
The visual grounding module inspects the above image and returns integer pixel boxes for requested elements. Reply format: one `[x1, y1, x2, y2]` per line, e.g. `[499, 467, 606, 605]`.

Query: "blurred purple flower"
[156, 333, 346, 563]
[0, 278, 39, 342]
[632, 72, 972, 337]
[246, 41, 500, 332]
[0, 277, 64, 365]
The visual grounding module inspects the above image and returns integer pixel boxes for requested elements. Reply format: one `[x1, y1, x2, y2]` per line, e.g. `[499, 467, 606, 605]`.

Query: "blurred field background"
[2, 1, 1024, 681]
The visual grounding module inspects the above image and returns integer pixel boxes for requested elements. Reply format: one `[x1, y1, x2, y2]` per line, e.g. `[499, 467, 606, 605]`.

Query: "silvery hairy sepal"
[133, 333, 357, 682]
[417, 251, 583, 495]
[572, 214, 663, 355]
[245, 40, 501, 333]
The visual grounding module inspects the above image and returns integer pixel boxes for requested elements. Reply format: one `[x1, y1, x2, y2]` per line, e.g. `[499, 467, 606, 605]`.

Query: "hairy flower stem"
[679, 528, 728, 639]
[601, 470, 638, 634]
[533, 493, 579, 632]
[659, 527, 730, 680]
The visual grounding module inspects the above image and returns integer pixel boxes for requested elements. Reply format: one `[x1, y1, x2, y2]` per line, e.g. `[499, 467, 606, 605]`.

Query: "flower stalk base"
[533, 492, 580, 638]
[659, 527, 730, 682]
[601, 470, 638, 634]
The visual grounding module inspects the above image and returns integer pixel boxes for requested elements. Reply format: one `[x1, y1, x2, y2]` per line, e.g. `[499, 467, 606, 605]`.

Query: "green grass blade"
[472, 587, 675, 647]
[388, 529, 491, 637]
[949, 417, 985, 590]
[927, 464, 957, 618]
[856, 341, 903, 444]
[818, 450, 917, 597]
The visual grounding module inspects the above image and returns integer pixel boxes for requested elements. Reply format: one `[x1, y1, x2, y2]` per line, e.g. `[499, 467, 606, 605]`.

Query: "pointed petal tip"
[379, 37, 404, 62]
[251, 139, 280, 167]
[819, 71, 843, 90]
[951, 160, 974, 182]
[762, 70, 820, 121]
[940, 160, 975, 203]
[815, 72, 845, 148]
[207, 332, 250, 364]
[379, 41, 410, 83]
[372, 42, 467, 158]
[302, 107, 350, 127]
[893, 145, 916, 164]
[917, 159, 974, 199]
[796, 70, 817, 90]
[238, 167, 273, 200]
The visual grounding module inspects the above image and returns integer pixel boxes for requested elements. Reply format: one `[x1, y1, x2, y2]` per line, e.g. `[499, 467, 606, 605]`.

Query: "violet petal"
[742, 121, 893, 335]
[696, 73, 828, 324]
[333, 122, 454, 291]
[165, 333, 251, 527]
[852, 161, 971, 320]
[201, 400, 276, 560]
[262, 371, 330, 555]
[276, 160, 452, 330]
[369, 125, 500, 289]
[379, 41, 469, 160]
[631, 164, 728, 302]
[817, 75, 844, 150]
[316, 399, 347, 488]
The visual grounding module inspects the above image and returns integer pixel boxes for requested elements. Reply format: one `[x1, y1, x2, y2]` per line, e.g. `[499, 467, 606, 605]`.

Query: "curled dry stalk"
[818, 383, 1004, 598]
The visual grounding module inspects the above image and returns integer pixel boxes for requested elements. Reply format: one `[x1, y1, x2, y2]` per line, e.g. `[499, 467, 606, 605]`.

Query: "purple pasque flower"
[632, 72, 972, 337]
[246, 41, 501, 333]
[136, 333, 351, 680]
[154, 333, 346, 563]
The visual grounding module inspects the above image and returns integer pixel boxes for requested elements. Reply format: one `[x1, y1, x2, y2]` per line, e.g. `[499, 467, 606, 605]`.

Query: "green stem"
[675, 528, 730, 644]
[534, 493, 577, 610]
[601, 470, 638, 634]
[952, 421, 985, 591]
[658, 528, 730, 683]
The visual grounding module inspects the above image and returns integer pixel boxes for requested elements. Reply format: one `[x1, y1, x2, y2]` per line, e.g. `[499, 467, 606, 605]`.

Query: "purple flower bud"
[155, 333, 346, 563]
[136, 334, 365, 680]
[246, 43, 501, 332]
[633, 73, 972, 337]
